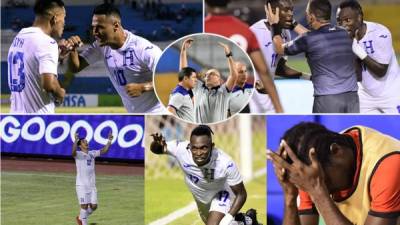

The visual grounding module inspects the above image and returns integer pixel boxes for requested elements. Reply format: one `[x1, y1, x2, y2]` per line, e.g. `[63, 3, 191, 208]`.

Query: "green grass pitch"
[145, 176, 266, 225]
[1, 171, 144, 225]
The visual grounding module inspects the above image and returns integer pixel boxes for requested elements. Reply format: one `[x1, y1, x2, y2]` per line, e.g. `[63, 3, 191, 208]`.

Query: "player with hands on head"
[267, 122, 400, 225]
[150, 125, 261, 225]
[65, 3, 163, 113]
[73, 131, 113, 225]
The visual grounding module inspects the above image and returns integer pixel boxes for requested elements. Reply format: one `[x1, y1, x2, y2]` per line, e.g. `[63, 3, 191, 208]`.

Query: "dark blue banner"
[0, 115, 144, 160]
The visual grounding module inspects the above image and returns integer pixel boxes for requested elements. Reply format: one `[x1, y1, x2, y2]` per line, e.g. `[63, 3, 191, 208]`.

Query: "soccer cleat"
[76, 216, 83, 225]
[245, 208, 261, 225]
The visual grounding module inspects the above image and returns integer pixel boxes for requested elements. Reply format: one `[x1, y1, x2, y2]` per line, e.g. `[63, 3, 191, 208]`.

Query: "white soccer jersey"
[249, 19, 291, 113]
[74, 150, 100, 187]
[8, 27, 59, 113]
[166, 140, 243, 204]
[80, 30, 162, 113]
[357, 21, 400, 113]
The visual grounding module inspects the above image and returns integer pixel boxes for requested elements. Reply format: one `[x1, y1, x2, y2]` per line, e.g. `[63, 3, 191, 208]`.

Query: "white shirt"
[80, 30, 162, 113]
[166, 140, 242, 204]
[74, 150, 100, 187]
[8, 27, 59, 113]
[358, 21, 400, 106]
[249, 19, 291, 113]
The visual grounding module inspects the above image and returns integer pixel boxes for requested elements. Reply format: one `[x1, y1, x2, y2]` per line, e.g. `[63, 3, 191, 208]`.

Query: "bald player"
[65, 3, 163, 113]
[180, 39, 238, 123]
[229, 62, 253, 115]
[7, 0, 66, 113]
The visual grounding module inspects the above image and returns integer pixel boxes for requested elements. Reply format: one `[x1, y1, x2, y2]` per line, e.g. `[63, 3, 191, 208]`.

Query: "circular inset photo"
[154, 33, 255, 124]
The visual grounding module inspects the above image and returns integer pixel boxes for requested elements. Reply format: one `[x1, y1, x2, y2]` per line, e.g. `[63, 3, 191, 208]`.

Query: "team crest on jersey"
[202, 168, 215, 182]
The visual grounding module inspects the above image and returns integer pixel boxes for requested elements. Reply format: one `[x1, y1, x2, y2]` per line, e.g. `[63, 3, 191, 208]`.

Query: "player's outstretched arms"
[41, 74, 66, 105]
[65, 36, 89, 73]
[218, 42, 237, 91]
[180, 38, 194, 70]
[221, 182, 247, 225]
[100, 132, 113, 155]
[150, 133, 166, 155]
[72, 132, 79, 157]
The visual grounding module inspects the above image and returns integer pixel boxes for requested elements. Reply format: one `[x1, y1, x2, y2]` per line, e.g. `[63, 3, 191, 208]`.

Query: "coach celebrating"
[269, 0, 359, 113]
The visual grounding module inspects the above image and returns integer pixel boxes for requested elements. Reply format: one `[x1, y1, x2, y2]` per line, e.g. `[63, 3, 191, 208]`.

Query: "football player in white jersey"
[249, 0, 308, 113]
[337, 1, 400, 113]
[65, 3, 163, 113]
[7, 0, 66, 113]
[73, 132, 113, 225]
[150, 125, 261, 225]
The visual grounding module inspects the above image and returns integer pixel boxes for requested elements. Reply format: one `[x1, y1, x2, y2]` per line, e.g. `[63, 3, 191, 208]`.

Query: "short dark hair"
[190, 125, 214, 139]
[178, 67, 196, 82]
[297, 129, 355, 166]
[77, 138, 85, 147]
[282, 122, 327, 155]
[308, 0, 332, 21]
[93, 3, 121, 19]
[205, 0, 230, 7]
[339, 0, 363, 17]
[34, 0, 64, 16]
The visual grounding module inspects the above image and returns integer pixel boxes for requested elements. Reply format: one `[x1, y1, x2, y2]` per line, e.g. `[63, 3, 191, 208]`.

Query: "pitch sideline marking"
[148, 167, 266, 225]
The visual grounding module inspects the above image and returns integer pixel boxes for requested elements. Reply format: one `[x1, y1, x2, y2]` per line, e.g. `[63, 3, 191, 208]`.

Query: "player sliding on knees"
[72, 131, 113, 225]
[150, 125, 261, 225]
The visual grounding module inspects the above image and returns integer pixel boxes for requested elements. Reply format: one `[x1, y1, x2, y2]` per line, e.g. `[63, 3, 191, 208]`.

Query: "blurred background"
[1, 0, 202, 113]
[154, 33, 255, 108]
[266, 115, 400, 225]
[145, 115, 266, 225]
[206, 0, 400, 113]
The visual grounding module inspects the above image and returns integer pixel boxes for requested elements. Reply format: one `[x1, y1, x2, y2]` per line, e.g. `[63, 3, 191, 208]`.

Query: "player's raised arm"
[65, 35, 89, 73]
[150, 133, 167, 155]
[218, 42, 237, 91]
[179, 38, 193, 70]
[41, 74, 66, 105]
[72, 133, 79, 157]
[267, 3, 286, 55]
[100, 132, 113, 155]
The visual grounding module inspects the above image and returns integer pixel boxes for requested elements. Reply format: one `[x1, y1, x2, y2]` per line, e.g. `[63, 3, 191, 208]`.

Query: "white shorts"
[195, 189, 234, 223]
[76, 186, 97, 205]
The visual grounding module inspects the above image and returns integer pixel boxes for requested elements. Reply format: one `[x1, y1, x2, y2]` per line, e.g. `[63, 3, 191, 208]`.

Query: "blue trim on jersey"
[232, 83, 254, 93]
[171, 85, 193, 98]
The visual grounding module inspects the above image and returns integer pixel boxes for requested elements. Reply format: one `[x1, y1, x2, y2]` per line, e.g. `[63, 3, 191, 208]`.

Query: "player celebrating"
[268, 0, 360, 113]
[7, 0, 66, 113]
[267, 122, 400, 225]
[73, 132, 113, 225]
[66, 3, 163, 113]
[337, 0, 400, 113]
[150, 125, 260, 225]
[249, 0, 308, 113]
[180, 38, 238, 123]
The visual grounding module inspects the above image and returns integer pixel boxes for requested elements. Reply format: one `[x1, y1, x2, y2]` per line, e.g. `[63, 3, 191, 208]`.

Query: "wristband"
[226, 52, 233, 58]
[271, 24, 282, 37]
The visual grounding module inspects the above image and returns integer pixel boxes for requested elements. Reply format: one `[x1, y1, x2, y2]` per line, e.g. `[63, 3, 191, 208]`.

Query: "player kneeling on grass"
[150, 125, 261, 225]
[72, 132, 113, 225]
